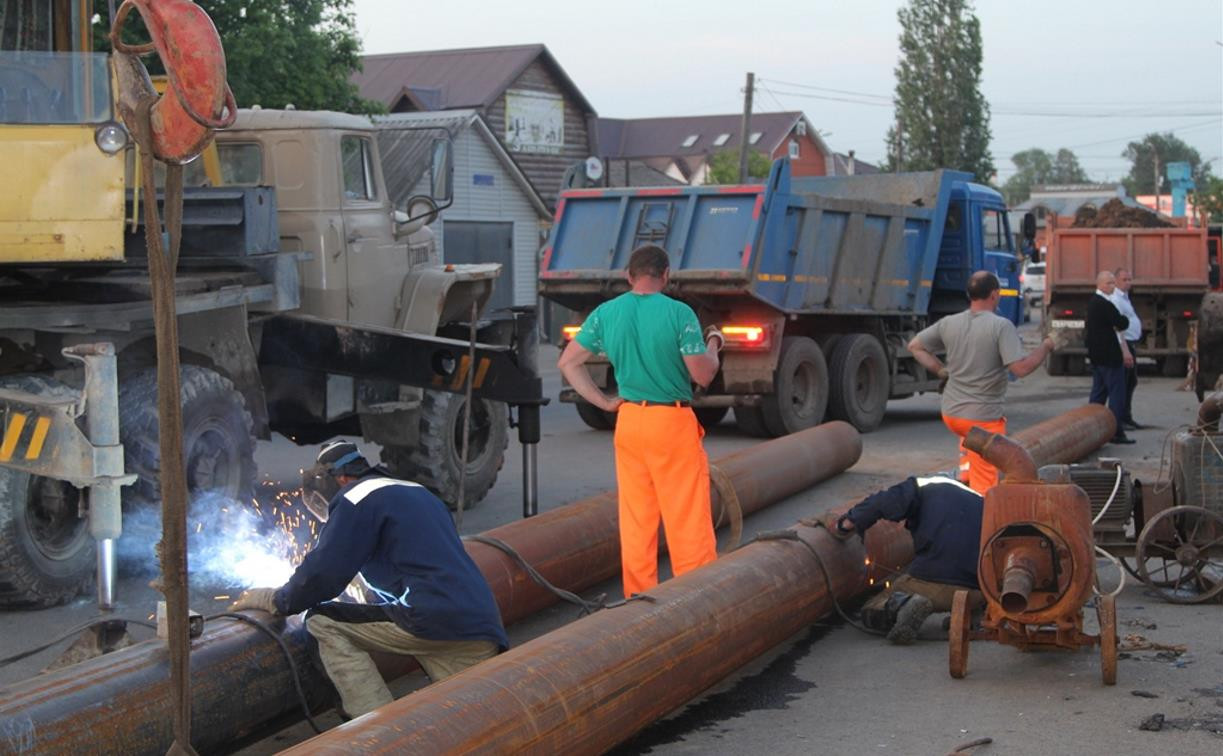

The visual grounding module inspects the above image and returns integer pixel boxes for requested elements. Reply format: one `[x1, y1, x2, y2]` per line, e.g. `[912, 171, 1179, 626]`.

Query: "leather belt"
[634, 400, 690, 407]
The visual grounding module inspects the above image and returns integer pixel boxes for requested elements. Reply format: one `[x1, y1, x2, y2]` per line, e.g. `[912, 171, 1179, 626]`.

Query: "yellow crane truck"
[0, 1, 542, 607]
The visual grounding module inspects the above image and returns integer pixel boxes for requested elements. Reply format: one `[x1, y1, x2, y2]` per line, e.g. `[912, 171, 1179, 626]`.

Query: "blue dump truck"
[539, 159, 1022, 435]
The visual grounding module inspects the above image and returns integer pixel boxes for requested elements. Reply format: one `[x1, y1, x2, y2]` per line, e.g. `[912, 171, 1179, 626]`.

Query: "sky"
[352, 0, 1223, 184]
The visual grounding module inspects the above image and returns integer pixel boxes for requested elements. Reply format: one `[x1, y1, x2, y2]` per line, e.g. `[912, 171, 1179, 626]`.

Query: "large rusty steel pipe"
[1009, 404, 1115, 469]
[283, 518, 914, 755]
[286, 407, 1121, 754]
[0, 422, 861, 755]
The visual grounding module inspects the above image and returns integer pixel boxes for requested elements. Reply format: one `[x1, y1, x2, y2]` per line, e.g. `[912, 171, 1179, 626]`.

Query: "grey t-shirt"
[915, 309, 1025, 421]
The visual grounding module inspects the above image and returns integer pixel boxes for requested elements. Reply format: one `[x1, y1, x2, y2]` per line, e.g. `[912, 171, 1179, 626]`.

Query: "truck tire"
[575, 401, 616, 431]
[381, 391, 508, 510]
[0, 375, 93, 607]
[1160, 355, 1188, 378]
[761, 337, 829, 437]
[733, 406, 772, 437]
[827, 334, 890, 432]
[119, 366, 257, 506]
[1046, 353, 1068, 376]
[694, 407, 729, 429]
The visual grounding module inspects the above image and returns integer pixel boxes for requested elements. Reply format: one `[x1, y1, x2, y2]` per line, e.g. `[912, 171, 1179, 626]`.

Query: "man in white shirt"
[1108, 268, 1143, 430]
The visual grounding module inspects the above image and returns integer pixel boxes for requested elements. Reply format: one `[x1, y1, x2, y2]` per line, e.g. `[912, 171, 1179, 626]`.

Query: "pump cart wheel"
[1097, 594, 1118, 685]
[1135, 506, 1223, 604]
[948, 589, 971, 679]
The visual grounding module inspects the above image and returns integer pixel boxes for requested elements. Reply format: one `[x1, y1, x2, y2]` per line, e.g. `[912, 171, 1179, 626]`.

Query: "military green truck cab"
[0, 105, 541, 608]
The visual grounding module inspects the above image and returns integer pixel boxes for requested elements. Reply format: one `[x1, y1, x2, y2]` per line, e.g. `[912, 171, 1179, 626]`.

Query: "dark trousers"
[1124, 341, 1139, 423]
[1090, 364, 1128, 437]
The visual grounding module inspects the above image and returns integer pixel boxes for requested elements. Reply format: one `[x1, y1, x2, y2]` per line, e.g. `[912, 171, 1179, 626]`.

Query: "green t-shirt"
[575, 292, 706, 402]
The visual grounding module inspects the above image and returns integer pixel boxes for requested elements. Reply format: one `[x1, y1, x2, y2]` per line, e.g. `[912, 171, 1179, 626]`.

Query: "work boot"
[886, 594, 933, 645]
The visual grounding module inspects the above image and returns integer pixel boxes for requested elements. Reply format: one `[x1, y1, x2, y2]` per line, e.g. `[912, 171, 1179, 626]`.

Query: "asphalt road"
[1, 315, 1220, 755]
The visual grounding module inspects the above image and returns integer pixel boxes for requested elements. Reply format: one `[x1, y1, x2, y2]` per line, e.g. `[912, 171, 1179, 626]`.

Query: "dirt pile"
[1072, 198, 1174, 229]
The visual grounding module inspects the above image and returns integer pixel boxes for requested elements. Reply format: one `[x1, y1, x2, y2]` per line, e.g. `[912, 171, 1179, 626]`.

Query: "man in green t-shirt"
[558, 245, 723, 597]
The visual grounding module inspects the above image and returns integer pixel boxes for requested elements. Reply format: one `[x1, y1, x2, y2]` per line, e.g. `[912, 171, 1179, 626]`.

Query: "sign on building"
[505, 90, 564, 155]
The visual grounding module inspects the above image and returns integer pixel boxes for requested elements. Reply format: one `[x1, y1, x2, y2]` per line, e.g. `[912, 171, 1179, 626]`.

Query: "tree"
[1196, 175, 1223, 224]
[1121, 133, 1211, 196]
[883, 0, 993, 181]
[1002, 147, 1090, 205]
[706, 150, 772, 184]
[95, 1, 382, 114]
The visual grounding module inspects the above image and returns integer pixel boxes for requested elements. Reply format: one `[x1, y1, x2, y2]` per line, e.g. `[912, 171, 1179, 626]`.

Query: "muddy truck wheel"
[119, 366, 257, 506]
[575, 401, 616, 431]
[381, 390, 509, 510]
[761, 336, 829, 437]
[827, 334, 890, 432]
[0, 376, 93, 607]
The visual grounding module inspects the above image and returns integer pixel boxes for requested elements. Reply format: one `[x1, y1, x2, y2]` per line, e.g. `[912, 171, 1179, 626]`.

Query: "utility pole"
[1153, 153, 1161, 214]
[737, 72, 754, 183]
[895, 116, 904, 173]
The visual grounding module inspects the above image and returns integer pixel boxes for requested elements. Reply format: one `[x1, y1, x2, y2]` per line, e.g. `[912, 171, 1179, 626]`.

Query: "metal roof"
[355, 44, 595, 115]
[593, 112, 828, 160]
[229, 108, 376, 131]
[373, 110, 549, 218]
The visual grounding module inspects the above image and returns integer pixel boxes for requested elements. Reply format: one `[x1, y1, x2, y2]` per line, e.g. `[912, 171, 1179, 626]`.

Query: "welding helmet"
[301, 441, 368, 521]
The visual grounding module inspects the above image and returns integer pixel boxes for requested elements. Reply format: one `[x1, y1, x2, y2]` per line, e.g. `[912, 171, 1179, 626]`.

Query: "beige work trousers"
[862, 573, 984, 613]
[305, 613, 498, 718]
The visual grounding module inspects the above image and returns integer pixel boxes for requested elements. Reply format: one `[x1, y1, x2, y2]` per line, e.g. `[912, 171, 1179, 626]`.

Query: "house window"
[681, 134, 699, 148]
[341, 136, 378, 201]
[749, 132, 763, 145]
[713, 133, 730, 147]
[788, 140, 800, 159]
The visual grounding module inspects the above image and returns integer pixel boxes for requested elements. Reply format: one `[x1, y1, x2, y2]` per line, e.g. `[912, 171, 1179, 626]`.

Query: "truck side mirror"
[1022, 212, 1036, 241]
[430, 137, 453, 203]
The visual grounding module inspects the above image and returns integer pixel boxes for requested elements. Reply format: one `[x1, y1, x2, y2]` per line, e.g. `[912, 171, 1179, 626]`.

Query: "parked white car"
[1021, 260, 1046, 307]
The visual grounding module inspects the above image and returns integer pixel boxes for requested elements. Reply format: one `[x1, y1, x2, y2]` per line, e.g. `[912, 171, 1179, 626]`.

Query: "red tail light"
[1183, 310, 1194, 318]
[1062, 309, 1074, 316]
[722, 325, 770, 349]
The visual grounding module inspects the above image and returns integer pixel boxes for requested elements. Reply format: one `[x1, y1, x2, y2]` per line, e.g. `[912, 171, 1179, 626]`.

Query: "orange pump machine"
[948, 428, 1118, 685]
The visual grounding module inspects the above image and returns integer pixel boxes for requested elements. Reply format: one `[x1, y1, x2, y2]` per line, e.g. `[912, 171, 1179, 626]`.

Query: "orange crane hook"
[109, 0, 236, 163]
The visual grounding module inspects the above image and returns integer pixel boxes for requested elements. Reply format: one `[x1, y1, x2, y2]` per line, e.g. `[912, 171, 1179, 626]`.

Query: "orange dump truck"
[1042, 215, 1209, 377]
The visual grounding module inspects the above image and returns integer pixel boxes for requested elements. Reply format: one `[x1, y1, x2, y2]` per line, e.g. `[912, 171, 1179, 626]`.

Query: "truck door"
[980, 206, 1022, 325]
[339, 133, 404, 327]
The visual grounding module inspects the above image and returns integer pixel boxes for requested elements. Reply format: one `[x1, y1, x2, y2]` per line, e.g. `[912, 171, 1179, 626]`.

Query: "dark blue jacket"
[844, 476, 983, 589]
[274, 476, 508, 649]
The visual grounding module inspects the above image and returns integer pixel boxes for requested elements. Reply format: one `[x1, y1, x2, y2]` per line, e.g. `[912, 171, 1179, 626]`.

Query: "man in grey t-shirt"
[908, 271, 1054, 493]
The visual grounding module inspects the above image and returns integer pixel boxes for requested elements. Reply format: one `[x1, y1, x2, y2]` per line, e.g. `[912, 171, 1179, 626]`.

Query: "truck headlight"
[94, 123, 129, 155]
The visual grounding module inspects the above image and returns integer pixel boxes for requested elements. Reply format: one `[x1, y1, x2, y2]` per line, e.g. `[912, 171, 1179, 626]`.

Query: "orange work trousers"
[613, 402, 717, 597]
[941, 414, 1007, 494]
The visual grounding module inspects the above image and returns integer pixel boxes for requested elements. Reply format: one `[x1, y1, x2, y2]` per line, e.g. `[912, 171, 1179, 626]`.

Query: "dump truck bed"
[1047, 223, 1208, 292]
[540, 162, 964, 318]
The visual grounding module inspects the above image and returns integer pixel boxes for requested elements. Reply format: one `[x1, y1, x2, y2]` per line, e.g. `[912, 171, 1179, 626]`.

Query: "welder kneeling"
[230, 442, 507, 717]
[827, 475, 986, 644]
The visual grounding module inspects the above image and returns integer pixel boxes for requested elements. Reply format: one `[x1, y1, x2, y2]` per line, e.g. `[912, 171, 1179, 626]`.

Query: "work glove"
[823, 512, 855, 541]
[229, 587, 280, 614]
[1047, 329, 1071, 351]
[703, 325, 725, 352]
[937, 367, 950, 394]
